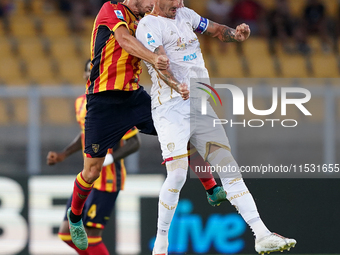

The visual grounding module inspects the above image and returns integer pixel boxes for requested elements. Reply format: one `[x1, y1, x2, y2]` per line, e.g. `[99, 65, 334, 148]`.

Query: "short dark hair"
[84, 59, 91, 72]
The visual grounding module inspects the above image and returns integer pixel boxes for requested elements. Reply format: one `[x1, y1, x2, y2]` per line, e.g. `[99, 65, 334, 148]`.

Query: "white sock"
[207, 148, 271, 240]
[248, 217, 272, 240]
[154, 158, 188, 253]
[154, 229, 169, 254]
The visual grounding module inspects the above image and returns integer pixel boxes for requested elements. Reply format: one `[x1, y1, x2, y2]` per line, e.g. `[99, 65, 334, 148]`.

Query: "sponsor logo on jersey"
[176, 37, 187, 51]
[114, 10, 124, 20]
[147, 33, 155, 45]
[183, 52, 197, 61]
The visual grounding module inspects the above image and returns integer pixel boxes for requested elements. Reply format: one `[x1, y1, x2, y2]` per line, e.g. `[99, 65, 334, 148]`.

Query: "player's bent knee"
[84, 157, 105, 182]
[165, 158, 188, 187]
[207, 148, 242, 179]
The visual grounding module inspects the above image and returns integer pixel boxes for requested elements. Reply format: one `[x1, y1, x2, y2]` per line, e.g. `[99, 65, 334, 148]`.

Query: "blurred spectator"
[207, 0, 231, 25]
[57, 0, 72, 13]
[0, 0, 13, 34]
[204, 0, 232, 54]
[267, 0, 296, 54]
[202, 0, 232, 75]
[52, 0, 93, 33]
[229, 0, 267, 36]
[302, 0, 333, 53]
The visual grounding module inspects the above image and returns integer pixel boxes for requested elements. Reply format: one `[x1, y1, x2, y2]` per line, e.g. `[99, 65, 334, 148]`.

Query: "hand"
[178, 0, 184, 8]
[177, 83, 189, 100]
[235, 23, 250, 42]
[46, 151, 65, 165]
[154, 55, 169, 70]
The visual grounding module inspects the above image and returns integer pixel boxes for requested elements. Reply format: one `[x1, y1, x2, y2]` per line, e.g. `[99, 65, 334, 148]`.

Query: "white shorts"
[152, 97, 230, 160]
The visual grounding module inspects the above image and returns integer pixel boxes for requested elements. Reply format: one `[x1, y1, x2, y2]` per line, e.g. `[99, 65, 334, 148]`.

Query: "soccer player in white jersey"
[136, 1, 297, 255]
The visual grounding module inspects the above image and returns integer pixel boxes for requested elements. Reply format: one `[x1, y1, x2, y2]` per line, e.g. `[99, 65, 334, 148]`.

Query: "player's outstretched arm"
[46, 132, 82, 165]
[204, 21, 251, 43]
[153, 46, 189, 100]
[113, 133, 141, 161]
[115, 25, 169, 70]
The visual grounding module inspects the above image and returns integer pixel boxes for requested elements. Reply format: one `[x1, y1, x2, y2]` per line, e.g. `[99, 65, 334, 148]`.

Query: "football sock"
[87, 236, 109, 255]
[248, 217, 272, 240]
[206, 185, 218, 195]
[154, 229, 169, 254]
[188, 150, 217, 190]
[207, 148, 271, 239]
[71, 172, 93, 221]
[154, 158, 188, 253]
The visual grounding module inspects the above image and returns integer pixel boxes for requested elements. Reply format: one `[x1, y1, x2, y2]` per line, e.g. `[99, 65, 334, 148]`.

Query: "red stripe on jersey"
[108, 40, 122, 90]
[123, 54, 134, 91]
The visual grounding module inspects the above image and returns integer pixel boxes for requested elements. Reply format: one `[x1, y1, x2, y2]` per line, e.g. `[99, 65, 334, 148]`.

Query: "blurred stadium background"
[1, 0, 340, 254]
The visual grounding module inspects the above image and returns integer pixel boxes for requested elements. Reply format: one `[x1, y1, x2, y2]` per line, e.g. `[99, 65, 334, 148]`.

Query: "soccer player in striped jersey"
[47, 59, 140, 255]
[65, 0, 171, 250]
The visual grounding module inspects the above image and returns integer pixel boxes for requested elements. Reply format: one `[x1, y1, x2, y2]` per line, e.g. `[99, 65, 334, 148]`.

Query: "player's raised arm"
[114, 25, 169, 70]
[203, 21, 251, 43]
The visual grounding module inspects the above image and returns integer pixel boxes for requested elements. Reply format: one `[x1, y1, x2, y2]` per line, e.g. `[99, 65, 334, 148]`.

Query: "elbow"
[131, 136, 141, 153]
[131, 140, 141, 153]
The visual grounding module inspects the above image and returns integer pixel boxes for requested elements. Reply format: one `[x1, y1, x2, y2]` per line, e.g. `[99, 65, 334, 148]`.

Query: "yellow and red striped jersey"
[86, 1, 142, 94]
[75, 94, 138, 192]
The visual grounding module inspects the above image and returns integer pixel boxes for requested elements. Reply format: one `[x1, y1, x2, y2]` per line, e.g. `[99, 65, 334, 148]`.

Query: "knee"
[83, 159, 104, 183]
[85, 168, 101, 183]
[166, 159, 188, 187]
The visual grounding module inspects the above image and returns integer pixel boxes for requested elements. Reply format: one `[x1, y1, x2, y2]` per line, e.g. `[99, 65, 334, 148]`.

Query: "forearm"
[62, 132, 82, 157]
[155, 68, 181, 93]
[112, 135, 141, 161]
[205, 21, 238, 43]
[153, 46, 181, 92]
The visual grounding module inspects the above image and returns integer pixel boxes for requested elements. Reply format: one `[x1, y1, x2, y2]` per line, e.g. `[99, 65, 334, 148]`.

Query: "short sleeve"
[136, 17, 163, 52]
[180, 7, 209, 34]
[101, 3, 129, 32]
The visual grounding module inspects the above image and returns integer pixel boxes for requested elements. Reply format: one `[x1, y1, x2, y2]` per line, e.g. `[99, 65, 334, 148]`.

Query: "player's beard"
[136, 0, 153, 17]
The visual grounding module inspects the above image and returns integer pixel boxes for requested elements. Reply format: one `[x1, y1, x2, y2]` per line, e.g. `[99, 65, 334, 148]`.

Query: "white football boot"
[255, 233, 296, 254]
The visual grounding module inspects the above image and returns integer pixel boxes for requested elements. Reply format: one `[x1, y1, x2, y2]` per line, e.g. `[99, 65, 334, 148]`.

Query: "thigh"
[191, 99, 231, 160]
[131, 86, 157, 135]
[84, 93, 135, 158]
[152, 98, 190, 160]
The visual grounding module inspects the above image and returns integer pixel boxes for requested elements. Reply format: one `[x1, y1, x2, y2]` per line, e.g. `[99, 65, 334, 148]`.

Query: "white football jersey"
[136, 7, 210, 109]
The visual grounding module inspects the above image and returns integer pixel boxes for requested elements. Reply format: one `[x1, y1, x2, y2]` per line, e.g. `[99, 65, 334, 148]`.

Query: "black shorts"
[64, 189, 119, 229]
[84, 86, 156, 158]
